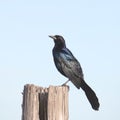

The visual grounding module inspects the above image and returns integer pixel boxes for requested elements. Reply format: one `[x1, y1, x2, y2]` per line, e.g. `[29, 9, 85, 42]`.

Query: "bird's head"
[49, 35, 66, 49]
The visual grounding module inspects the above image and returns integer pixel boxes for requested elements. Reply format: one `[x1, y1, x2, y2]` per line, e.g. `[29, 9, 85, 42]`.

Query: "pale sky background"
[0, 0, 120, 120]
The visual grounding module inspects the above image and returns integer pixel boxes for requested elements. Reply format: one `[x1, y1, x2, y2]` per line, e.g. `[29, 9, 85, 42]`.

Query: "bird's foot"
[62, 79, 70, 86]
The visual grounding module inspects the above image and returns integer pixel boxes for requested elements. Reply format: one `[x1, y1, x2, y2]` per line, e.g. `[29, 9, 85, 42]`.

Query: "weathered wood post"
[22, 84, 69, 120]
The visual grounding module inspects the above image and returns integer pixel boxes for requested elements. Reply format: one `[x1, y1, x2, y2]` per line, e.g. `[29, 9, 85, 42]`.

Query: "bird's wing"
[53, 48, 84, 88]
[58, 49, 84, 89]
[60, 49, 84, 79]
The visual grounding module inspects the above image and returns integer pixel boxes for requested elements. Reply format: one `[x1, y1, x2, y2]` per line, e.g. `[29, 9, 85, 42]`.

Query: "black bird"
[49, 35, 100, 110]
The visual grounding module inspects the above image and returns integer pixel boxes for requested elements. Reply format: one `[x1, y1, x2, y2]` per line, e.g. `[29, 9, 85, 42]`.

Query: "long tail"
[81, 80, 100, 110]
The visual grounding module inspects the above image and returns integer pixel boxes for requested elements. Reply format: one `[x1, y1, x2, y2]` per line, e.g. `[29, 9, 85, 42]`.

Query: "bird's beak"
[49, 35, 56, 40]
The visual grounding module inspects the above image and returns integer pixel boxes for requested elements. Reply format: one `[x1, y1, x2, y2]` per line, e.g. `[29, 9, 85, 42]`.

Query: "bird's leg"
[62, 79, 70, 86]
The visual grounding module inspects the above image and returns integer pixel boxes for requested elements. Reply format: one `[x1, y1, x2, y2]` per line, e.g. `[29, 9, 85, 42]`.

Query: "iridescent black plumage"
[49, 35, 100, 110]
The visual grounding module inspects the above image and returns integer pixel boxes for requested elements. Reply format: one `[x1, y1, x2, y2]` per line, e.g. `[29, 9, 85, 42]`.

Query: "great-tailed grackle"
[49, 35, 100, 110]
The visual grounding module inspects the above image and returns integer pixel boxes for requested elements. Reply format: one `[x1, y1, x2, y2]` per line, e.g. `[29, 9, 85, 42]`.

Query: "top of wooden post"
[22, 84, 69, 120]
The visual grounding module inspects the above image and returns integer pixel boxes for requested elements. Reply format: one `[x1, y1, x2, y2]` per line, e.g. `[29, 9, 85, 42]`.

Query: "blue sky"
[0, 0, 120, 120]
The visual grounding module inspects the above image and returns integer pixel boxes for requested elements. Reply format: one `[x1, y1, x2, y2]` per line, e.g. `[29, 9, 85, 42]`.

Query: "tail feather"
[81, 80, 100, 110]
[70, 78, 81, 89]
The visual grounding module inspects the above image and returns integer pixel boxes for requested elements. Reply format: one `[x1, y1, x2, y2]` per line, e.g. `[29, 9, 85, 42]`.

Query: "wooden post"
[22, 84, 69, 120]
